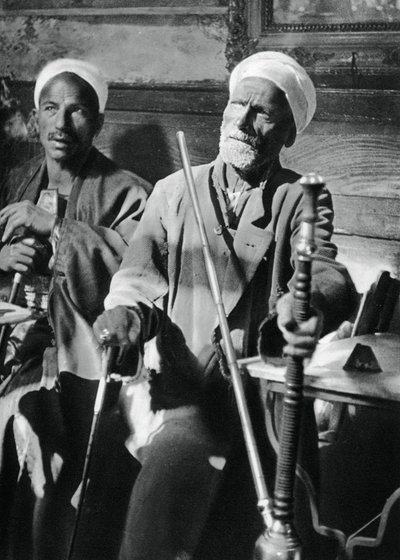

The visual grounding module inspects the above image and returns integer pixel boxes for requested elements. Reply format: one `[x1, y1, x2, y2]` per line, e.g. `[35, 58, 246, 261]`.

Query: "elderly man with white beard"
[93, 51, 356, 560]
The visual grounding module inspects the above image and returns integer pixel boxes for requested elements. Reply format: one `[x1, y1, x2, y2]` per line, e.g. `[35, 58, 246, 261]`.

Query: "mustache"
[227, 130, 258, 149]
[48, 131, 75, 142]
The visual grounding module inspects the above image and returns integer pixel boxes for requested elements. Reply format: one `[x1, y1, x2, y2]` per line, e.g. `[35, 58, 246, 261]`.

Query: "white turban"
[34, 58, 108, 113]
[229, 51, 316, 134]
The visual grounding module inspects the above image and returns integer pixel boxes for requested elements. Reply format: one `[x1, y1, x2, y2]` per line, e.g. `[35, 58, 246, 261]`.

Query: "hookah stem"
[272, 174, 324, 523]
[67, 346, 115, 560]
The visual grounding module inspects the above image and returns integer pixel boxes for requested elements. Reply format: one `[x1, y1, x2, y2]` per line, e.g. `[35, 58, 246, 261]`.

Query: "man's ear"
[31, 108, 38, 126]
[284, 121, 297, 148]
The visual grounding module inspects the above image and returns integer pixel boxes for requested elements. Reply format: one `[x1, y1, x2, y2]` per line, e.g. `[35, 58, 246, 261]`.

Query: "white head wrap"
[34, 58, 108, 113]
[229, 51, 316, 134]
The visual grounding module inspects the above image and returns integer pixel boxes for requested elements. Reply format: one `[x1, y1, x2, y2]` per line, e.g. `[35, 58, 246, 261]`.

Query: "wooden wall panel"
[280, 121, 400, 198]
[97, 111, 221, 186]
[334, 234, 400, 293]
[333, 195, 400, 241]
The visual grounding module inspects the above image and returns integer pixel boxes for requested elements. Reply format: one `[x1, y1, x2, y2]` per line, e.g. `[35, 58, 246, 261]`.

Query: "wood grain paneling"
[280, 121, 400, 198]
[332, 195, 400, 240]
[97, 111, 221, 185]
[334, 233, 400, 293]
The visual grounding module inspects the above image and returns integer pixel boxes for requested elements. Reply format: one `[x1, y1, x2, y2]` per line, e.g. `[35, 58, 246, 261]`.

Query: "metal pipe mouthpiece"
[299, 172, 325, 186]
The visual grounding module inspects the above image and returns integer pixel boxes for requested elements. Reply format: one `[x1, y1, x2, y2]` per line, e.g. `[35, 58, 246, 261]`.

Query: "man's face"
[219, 76, 296, 175]
[37, 72, 102, 164]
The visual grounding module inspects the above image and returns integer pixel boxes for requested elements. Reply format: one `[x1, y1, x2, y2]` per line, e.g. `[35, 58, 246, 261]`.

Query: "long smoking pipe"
[176, 131, 272, 535]
[67, 346, 115, 560]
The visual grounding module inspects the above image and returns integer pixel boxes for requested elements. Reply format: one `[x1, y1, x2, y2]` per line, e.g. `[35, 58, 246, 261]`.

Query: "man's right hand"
[276, 292, 323, 359]
[93, 305, 142, 347]
[0, 238, 38, 273]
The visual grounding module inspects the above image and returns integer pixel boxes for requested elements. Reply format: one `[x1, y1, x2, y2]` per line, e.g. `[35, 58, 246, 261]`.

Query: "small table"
[239, 333, 400, 559]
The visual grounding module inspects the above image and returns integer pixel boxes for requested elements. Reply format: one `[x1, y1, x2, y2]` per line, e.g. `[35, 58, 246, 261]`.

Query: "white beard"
[219, 127, 266, 173]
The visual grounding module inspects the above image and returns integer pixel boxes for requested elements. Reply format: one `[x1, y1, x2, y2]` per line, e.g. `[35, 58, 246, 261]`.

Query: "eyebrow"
[252, 103, 273, 113]
[39, 99, 91, 109]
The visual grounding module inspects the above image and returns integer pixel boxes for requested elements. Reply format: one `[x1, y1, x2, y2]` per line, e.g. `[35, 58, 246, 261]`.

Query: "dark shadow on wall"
[108, 124, 175, 188]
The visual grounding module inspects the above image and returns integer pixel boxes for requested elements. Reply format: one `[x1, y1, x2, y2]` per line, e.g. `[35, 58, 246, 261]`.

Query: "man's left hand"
[276, 293, 323, 359]
[0, 201, 57, 243]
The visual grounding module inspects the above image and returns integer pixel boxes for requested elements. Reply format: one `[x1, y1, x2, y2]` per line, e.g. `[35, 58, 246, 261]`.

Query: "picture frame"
[245, 0, 400, 89]
[261, 0, 400, 33]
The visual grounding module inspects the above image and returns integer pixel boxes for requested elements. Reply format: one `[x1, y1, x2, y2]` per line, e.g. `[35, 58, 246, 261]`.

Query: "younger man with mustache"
[0, 59, 149, 559]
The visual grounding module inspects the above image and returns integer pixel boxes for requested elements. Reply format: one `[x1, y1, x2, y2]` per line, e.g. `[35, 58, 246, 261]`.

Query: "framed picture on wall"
[265, 0, 400, 31]
[246, 0, 400, 89]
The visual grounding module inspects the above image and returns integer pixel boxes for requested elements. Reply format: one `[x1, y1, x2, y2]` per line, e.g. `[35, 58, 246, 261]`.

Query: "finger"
[336, 320, 353, 340]
[0, 201, 22, 212]
[283, 344, 313, 359]
[0, 203, 23, 224]
[114, 320, 136, 346]
[283, 330, 317, 349]
[94, 313, 135, 347]
[293, 318, 321, 337]
[11, 253, 34, 268]
[0, 205, 14, 222]
[277, 307, 296, 332]
[93, 317, 108, 341]
[12, 262, 30, 273]
[2, 215, 26, 243]
[93, 317, 120, 346]
[14, 245, 36, 258]
[276, 295, 297, 332]
[103, 333, 123, 347]
[20, 238, 37, 247]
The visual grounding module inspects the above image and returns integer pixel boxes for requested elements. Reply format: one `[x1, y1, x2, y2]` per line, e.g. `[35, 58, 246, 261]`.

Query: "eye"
[72, 105, 92, 119]
[43, 104, 57, 113]
[258, 112, 273, 122]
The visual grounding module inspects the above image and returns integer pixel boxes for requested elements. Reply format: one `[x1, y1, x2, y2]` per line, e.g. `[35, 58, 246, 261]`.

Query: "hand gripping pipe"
[255, 173, 324, 560]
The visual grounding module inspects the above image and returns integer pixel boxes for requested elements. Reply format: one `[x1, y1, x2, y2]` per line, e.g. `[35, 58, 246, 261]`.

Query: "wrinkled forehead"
[39, 72, 99, 111]
[230, 76, 291, 112]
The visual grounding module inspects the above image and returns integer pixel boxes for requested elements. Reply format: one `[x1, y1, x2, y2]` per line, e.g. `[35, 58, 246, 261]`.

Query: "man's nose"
[235, 103, 253, 132]
[55, 107, 69, 130]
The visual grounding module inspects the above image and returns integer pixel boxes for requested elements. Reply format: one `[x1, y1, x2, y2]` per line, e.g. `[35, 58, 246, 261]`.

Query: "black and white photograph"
[0, 1, 399, 559]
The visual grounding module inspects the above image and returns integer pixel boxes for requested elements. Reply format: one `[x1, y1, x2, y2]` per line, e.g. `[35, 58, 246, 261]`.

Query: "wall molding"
[0, 7, 227, 17]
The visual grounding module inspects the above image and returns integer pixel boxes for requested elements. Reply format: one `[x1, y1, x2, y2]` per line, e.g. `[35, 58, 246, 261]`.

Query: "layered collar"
[210, 155, 282, 230]
[207, 155, 284, 319]
[212, 155, 281, 194]
[14, 147, 98, 217]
